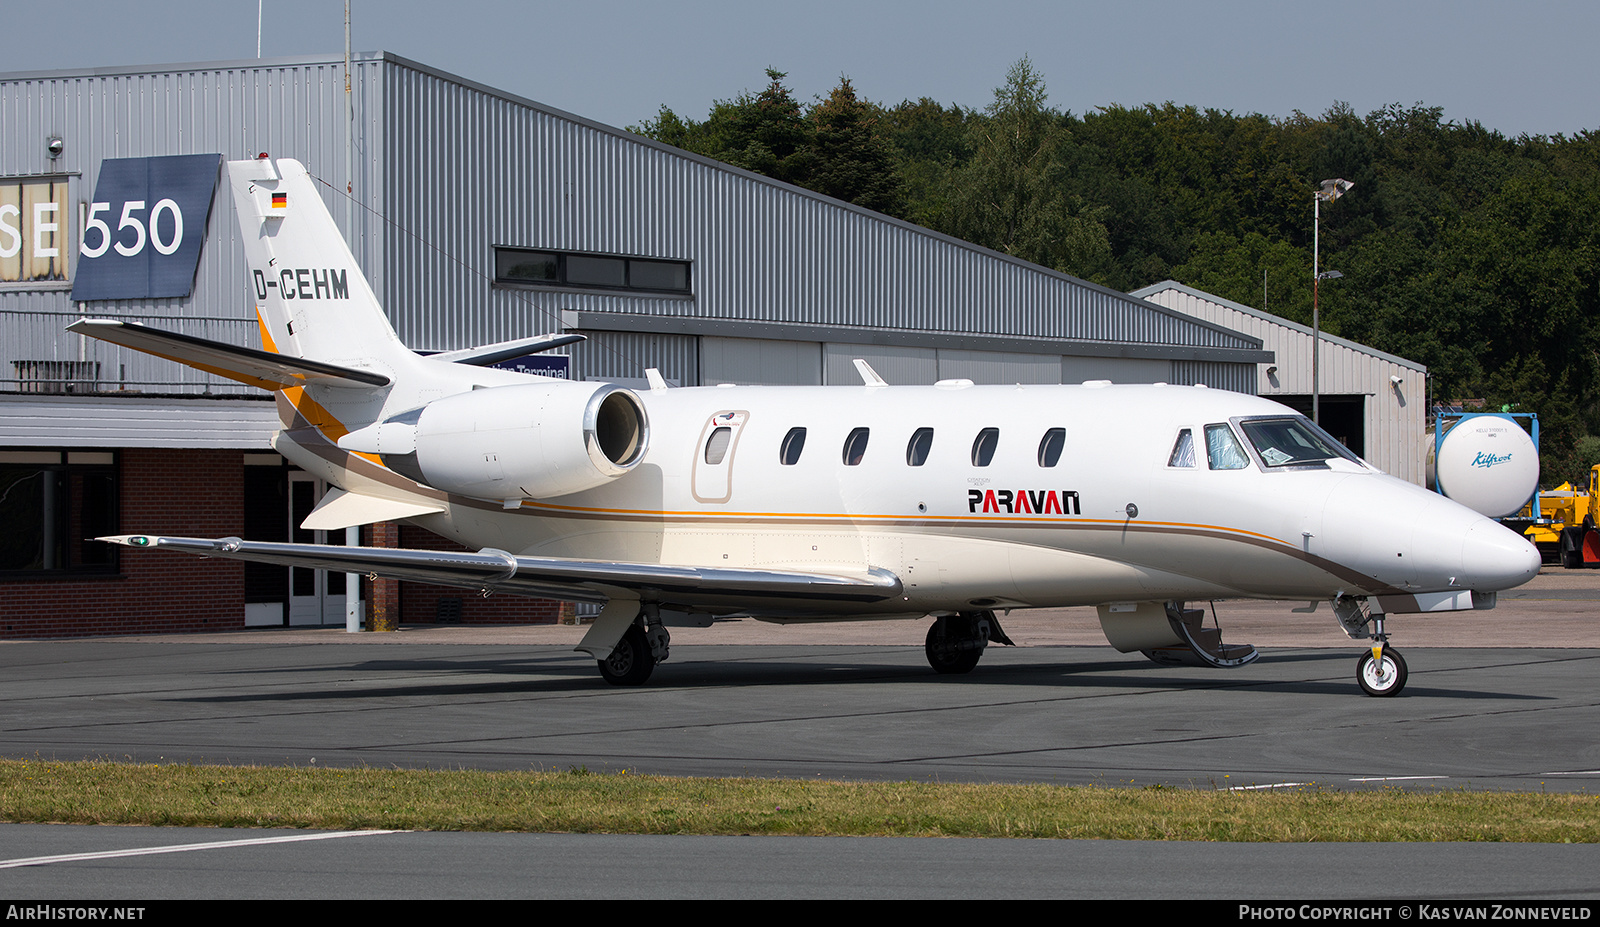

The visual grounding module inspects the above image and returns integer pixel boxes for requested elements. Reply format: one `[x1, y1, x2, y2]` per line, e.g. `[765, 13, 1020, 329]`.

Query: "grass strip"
[1, 759, 1596, 842]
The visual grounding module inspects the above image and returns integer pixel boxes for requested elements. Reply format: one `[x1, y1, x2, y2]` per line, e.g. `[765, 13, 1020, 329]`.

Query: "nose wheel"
[1335, 602, 1409, 697]
[1356, 644, 1407, 697]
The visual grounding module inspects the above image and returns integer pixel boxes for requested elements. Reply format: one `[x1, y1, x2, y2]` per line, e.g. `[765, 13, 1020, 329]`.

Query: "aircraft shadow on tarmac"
[165, 647, 1550, 703]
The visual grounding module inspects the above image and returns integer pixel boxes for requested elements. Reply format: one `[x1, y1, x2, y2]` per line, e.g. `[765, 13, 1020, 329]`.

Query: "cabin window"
[1168, 429, 1196, 468]
[1038, 428, 1066, 467]
[704, 426, 732, 465]
[971, 428, 999, 467]
[842, 427, 870, 465]
[1238, 416, 1360, 469]
[779, 427, 807, 465]
[1205, 423, 1250, 470]
[906, 428, 934, 466]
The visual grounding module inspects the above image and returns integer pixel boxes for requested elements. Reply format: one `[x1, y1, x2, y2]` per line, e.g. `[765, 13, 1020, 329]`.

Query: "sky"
[3, 0, 1596, 139]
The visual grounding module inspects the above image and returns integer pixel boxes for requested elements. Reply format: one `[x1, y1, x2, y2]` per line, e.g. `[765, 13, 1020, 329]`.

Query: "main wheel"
[925, 620, 982, 675]
[598, 624, 656, 686]
[1356, 646, 1408, 697]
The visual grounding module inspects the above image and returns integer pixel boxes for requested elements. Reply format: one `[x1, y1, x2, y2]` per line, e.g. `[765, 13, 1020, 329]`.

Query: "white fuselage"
[281, 376, 1540, 619]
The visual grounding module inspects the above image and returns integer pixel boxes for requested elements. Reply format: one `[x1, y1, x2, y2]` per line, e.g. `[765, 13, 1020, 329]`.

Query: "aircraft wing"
[98, 534, 904, 606]
[68, 318, 391, 389]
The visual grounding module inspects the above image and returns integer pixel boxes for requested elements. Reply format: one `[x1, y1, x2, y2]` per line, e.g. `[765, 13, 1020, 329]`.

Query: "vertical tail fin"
[228, 157, 408, 368]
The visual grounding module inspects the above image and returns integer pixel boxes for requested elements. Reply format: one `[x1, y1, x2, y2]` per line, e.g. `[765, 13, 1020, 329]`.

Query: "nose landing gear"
[1334, 597, 1408, 697]
[1356, 644, 1408, 697]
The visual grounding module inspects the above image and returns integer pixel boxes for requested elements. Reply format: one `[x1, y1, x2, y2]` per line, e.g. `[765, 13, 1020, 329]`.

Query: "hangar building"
[1, 52, 1273, 637]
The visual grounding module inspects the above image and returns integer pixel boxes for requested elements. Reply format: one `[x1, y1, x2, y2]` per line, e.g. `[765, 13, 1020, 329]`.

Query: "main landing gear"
[1334, 597, 1408, 697]
[924, 610, 1014, 675]
[595, 606, 671, 686]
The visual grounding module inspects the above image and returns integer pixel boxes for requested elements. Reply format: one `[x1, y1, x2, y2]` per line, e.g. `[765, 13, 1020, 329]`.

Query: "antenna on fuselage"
[853, 359, 888, 387]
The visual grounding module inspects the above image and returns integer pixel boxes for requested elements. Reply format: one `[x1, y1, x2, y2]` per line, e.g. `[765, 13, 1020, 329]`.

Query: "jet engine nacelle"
[348, 380, 649, 500]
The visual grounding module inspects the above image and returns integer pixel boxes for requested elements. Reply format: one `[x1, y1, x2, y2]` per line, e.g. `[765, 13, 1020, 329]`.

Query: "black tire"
[597, 624, 656, 686]
[1356, 646, 1408, 697]
[1561, 528, 1584, 570]
[925, 620, 982, 675]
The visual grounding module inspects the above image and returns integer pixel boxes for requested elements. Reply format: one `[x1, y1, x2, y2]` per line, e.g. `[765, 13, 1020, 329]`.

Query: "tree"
[940, 57, 1110, 279]
[807, 77, 907, 216]
[630, 69, 814, 185]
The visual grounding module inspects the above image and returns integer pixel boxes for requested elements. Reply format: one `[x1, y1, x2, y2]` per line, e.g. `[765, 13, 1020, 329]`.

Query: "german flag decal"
[270, 192, 288, 210]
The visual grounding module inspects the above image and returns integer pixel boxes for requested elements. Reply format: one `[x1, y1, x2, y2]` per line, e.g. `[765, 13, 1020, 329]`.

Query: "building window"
[0, 177, 71, 287]
[494, 247, 691, 296]
[0, 450, 118, 575]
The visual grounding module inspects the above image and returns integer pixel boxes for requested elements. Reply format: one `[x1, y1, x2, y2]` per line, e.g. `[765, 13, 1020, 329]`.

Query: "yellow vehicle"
[1520, 464, 1600, 568]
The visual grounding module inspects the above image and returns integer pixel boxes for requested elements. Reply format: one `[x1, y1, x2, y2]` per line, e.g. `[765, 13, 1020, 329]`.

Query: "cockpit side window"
[1238, 416, 1361, 469]
[1168, 429, 1196, 468]
[1205, 423, 1250, 470]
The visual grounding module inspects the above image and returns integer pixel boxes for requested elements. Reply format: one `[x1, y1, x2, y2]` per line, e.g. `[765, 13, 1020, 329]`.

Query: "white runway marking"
[1347, 776, 1449, 782]
[1227, 782, 1308, 790]
[0, 830, 405, 869]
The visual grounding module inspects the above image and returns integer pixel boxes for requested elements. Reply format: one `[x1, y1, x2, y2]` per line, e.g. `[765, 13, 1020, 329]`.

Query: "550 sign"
[71, 154, 222, 301]
[80, 198, 186, 258]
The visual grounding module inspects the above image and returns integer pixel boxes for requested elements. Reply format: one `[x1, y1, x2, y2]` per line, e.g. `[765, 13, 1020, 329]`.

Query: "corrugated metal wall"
[375, 56, 1262, 384]
[3, 54, 1261, 402]
[0, 56, 383, 395]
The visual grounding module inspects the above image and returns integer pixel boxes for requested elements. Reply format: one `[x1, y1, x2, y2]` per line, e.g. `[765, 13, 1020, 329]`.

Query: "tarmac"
[75, 565, 1600, 650]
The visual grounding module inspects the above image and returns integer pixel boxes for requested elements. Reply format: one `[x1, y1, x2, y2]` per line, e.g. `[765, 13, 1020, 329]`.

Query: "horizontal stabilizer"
[429, 333, 586, 367]
[68, 318, 391, 389]
[300, 488, 446, 531]
[98, 534, 904, 606]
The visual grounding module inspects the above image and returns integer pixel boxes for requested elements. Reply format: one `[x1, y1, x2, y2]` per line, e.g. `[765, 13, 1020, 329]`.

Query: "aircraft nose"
[1461, 519, 1541, 591]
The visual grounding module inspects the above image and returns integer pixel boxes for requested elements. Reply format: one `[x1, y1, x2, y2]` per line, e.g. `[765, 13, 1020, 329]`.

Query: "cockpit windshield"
[1237, 416, 1362, 469]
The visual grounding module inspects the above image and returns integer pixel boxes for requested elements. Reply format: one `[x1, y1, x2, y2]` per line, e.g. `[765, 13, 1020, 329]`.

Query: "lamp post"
[1313, 178, 1354, 425]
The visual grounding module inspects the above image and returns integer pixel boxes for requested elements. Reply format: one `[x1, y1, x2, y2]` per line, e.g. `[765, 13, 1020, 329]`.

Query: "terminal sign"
[71, 154, 223, 301]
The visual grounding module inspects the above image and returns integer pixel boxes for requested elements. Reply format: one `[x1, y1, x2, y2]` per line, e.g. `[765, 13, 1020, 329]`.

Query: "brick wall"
[0, 448, 571, 637]
[0, 448, 245, 638]
[396, 524, 571, 626]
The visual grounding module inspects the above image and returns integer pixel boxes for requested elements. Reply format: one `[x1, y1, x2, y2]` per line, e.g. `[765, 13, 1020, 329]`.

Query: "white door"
[691, 410, 748, 503]
[287, 473, 363, 626]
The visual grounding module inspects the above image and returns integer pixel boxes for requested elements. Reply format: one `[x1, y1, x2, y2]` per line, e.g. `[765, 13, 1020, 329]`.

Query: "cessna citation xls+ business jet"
[76, 156, 1540, 696]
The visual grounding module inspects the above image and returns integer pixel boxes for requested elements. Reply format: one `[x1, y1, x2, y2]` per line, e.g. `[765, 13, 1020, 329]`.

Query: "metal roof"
[1131, 281, 1425, 372]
